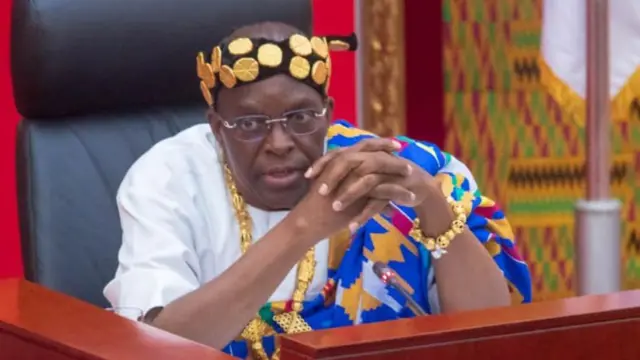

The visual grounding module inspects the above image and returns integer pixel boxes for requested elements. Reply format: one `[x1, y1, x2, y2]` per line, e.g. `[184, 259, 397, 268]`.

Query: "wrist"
[281, 208, 323, 246]
[411, 194, 467, 258]
[415, 190, 455, 235]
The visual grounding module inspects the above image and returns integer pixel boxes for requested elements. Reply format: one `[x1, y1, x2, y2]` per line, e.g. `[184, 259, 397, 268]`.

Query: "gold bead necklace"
[223, 164, 316, 360]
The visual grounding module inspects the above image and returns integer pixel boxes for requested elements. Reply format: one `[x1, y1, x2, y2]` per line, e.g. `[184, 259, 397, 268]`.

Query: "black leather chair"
[12, 0, 312, 307]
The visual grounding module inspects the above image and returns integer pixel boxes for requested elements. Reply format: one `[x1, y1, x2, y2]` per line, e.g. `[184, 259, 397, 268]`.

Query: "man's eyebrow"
[232, 102, 264, 115]
[283, 98, 320, 112]
[230, 96, 320, 116]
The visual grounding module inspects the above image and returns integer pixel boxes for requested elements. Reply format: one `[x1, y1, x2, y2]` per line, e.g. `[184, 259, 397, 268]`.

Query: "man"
[104, 22, 532, 359]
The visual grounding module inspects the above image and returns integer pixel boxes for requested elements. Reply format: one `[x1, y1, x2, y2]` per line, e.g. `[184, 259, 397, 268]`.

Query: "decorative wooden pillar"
[359, 0, 406, 137]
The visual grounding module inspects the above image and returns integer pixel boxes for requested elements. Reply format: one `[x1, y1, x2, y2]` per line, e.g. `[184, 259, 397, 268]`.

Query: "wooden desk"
[5, 278, 640, 360]
[280, 290, 640, 359]
[0, 279, 232, 360]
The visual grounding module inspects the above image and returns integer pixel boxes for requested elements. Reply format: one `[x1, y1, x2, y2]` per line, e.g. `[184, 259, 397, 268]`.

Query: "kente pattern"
[221, 121, 532, 358]
[443, 0, 640, 301]
[507, 161, 628, 188]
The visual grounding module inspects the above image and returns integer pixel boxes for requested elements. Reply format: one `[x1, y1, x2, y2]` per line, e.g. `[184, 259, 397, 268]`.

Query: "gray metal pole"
[575, 0, 621, 295]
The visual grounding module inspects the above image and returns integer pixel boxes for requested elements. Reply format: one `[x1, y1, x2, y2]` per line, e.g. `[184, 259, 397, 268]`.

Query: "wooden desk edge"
[281, 290, 640, 357]
[0, 278, 233, 359]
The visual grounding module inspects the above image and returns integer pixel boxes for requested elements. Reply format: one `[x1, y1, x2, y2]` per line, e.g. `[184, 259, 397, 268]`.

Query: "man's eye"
[237, 119, 261, 131]
[290, 112, 313, 123]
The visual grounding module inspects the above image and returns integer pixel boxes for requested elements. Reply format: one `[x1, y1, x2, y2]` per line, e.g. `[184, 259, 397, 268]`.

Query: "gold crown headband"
[196, 33, 358, 107]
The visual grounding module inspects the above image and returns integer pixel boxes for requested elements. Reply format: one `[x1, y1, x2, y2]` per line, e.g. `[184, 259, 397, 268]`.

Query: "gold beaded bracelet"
[409, 196, 467, 259]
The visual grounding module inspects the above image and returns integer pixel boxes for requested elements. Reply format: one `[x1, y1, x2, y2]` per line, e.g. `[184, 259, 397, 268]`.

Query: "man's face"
[210, 75, 333, 211]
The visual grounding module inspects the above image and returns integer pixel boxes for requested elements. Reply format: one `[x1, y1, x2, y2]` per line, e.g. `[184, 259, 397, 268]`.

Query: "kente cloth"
[223, 120, 532, 358]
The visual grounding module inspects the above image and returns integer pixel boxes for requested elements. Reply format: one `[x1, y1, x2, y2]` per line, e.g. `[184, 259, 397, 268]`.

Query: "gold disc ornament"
[289, 34, 312, 56]
[227, 38, 253, 55]
[257, 43, 283, 68]
[219, 64, 237, 88]
[311, 60, 328, 85]
[211, 46, 222, 73]
[310, 37, 329, 58]
[196, 52, 207, 74]
[196, 53, 215, 88]
[200, 80, 213, 106]
[233, 57, 260, 82]
[289, 56, 311, 79]
[328, 39, 350, 51]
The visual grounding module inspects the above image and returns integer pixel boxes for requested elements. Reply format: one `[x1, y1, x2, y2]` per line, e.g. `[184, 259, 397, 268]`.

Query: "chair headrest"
[11, 0, 312, 119]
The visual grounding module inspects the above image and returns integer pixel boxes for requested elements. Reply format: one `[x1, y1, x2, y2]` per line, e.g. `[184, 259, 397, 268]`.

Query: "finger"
[315, 152, 366, 195]
[355, 152, 413, 177]
[348, 199, 388, 233]
[319, 151, 411, 197]
[333, 173, 384, 211]
[371, 183, 417, 206]
[305, 138, 400, 179]
[354, 138, 402, 153]
[305, 148, 345, 179]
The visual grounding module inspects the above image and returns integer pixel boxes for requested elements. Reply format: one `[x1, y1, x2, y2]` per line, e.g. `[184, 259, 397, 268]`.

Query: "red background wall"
[313, 0, 356, 123]
[0, 0, 21, 279]
[405, 1, 444, 147]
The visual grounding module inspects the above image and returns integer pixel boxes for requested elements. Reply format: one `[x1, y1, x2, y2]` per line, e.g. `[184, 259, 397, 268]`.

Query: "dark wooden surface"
[0, 279, 233, 360]
[6, 278, 640, 360]
[280, 290, 640, 359]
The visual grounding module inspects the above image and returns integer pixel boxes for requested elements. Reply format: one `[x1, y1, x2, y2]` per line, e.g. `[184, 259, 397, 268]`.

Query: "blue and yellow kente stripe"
[223, 120, 532, 358]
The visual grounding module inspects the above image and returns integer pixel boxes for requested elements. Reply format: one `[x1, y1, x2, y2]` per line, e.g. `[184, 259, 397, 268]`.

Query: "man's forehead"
[220, 75, 322, 112]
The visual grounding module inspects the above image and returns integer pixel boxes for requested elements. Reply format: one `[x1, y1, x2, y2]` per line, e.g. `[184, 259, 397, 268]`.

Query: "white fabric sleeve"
[103, 160, 201, 318]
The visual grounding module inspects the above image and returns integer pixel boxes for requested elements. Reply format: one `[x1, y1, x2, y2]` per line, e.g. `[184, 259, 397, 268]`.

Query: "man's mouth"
[261, 167, 305, 189]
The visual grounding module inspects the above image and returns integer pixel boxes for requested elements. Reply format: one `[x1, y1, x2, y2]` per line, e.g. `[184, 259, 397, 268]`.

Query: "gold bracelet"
[409, 196, 467, 259]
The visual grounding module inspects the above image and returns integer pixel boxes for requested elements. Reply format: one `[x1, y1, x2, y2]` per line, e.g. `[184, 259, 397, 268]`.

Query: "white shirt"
[103, 124, 330, 315]
[104, 124, 443, 318]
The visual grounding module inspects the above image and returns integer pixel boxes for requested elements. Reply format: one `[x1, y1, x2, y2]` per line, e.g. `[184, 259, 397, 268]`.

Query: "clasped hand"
[297, 138, 439, 239]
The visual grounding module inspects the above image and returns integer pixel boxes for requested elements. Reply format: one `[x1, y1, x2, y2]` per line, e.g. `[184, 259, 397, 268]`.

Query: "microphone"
[372, 261, 428, 316]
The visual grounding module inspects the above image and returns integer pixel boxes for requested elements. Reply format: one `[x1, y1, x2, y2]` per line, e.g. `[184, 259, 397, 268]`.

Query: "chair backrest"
[12, 0, 312, 307]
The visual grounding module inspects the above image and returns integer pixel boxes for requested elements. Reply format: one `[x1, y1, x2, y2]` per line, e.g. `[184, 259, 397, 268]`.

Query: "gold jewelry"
[232, 57, 260, 82]
[289, 56, 311, 79]
[223, 164, 315, 360]
[196, 33, 357, 108]
[409, 196, 467, 259]
[311, 60, 328, 85]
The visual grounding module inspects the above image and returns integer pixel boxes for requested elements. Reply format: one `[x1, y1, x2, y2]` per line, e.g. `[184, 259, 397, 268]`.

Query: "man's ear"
[207, 107, 227, 148]
[207, 107, 222, 133]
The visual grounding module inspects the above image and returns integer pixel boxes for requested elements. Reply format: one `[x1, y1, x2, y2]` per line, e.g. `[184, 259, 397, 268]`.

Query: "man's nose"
[265, 123, 295, 156]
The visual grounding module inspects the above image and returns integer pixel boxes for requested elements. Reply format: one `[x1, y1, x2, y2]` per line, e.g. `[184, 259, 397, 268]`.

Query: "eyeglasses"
[222, 107, 327, 142]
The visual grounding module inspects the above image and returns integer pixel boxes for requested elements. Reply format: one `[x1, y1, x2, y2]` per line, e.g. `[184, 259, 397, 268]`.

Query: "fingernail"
[406, 164, 413, 176]
[408, 192, 416, 202]
[392, 140, 402, 150]
[318, 183, 328, 195]
[304, 167, 313, 178]
[349, 222, 359, 233]
[332, 200, 342, 211]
